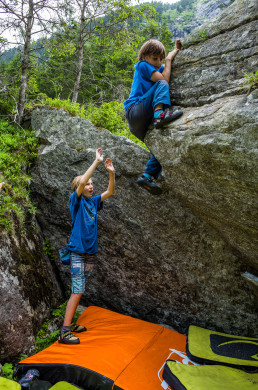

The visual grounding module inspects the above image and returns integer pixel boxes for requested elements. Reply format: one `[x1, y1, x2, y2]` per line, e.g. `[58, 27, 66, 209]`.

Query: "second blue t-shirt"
[124, 61, 164, 111]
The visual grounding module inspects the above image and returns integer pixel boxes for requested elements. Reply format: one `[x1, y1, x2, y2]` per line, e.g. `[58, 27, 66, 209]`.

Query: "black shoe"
[58, 331, 80, 344]
[154, 108, 183, 129]
[136, 175, 162, 195]
[70, 323, 87, 333]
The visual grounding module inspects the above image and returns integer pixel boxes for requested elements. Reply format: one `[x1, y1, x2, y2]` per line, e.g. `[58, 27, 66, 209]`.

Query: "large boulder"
[30, 101, 257, 338]
[28, 0, 257, 338]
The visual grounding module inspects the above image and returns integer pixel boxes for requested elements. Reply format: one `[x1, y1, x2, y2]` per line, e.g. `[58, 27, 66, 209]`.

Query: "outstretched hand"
[96, 148, 104, 163]
[0, 182, 5, 191]
[105, 158, 115, 173]
[176, 38, 183, 50]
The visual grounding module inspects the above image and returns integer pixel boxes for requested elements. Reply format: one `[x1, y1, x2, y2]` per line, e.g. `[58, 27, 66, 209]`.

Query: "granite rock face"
[8, 0, 256, 350]
[171, 0, 258, 107]
[168, 0, 234, 40]
[148, 0, 258, 269]
[196, 0, 234, 20]
[0, 222, 62, 362]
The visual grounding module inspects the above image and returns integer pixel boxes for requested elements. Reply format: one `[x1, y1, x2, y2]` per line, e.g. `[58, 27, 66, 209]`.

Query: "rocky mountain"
[0, 0, 257, 361]
[166, 0, 235, 39]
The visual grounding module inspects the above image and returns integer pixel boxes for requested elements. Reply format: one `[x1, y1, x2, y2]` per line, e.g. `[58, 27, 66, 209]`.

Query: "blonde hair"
[72, 175, 82, 192]
[138, 39, 166, 61]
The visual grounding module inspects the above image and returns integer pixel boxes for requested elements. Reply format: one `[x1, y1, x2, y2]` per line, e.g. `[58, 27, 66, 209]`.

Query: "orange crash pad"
[16, 306, 192, 390]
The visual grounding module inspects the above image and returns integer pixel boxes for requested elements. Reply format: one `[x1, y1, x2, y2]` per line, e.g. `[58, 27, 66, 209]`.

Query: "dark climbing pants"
[125, 80, 170, 179]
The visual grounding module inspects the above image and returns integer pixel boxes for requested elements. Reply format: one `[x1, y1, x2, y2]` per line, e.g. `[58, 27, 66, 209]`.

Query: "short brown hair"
[138, 39, 166, 61]
[72, 175, 82, 191]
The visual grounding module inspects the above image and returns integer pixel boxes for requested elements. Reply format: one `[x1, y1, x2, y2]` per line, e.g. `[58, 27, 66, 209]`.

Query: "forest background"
[0, 0, 199, 130]
[0, 0, 203, 234]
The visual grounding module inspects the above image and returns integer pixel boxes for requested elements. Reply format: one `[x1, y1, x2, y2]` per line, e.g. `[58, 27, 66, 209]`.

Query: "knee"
[157, 79, 169, 87]
[71, 292, 83, 300]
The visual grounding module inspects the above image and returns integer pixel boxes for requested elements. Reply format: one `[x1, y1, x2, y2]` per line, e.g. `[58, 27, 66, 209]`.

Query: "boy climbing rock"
[124, 39, 183, 195]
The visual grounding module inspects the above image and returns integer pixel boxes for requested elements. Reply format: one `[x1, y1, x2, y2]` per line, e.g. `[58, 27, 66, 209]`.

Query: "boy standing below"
[59, 148, 115, 345]
[124, 39, 183, 195]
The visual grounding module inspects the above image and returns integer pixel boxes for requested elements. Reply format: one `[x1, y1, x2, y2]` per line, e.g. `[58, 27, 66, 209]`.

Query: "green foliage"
[243, 71, 258, 92]
[86, 101, 127, 132]
[19, 354, 29, 361]
[1, 355, 27, 380]
[30, 97, 147, 149]
[0, 120, 38, 232]
[43, 238, 55, 261]
[181, 9, 195, 24]
[163, 8, 179, 21]
[183, 28, 209, 47]
[1, 363, 14, 379]
[29, 96, 87, 118]
[86, 101, 147, 149]
[35, 329, 60, 353]
[0, 1, 197, 113]
[0, 54, 21, 116]
[51, 301, 67, 317]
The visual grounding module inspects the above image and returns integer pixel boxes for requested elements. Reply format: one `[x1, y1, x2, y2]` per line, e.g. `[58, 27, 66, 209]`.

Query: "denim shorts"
[70, 252, 97, 293]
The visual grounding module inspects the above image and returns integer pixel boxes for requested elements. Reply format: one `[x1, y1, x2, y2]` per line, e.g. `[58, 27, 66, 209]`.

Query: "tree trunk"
[72, 0, 86, 103]
[17, 0, 34, 124]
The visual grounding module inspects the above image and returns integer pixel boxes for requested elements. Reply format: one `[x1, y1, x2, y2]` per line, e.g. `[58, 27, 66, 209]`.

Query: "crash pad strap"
[163, 360, 258, 390]
[187, 325, 258, 369]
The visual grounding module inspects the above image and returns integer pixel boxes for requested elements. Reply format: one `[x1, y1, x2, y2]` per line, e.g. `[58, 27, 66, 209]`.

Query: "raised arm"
[151, 39, 182, 83]
[76, 148, 103, 198]
[101, 158, 115, 202]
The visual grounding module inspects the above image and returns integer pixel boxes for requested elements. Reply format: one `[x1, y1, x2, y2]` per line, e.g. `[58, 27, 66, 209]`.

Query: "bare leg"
[63, 293, 83, 326]
[154, 103, 163, 111]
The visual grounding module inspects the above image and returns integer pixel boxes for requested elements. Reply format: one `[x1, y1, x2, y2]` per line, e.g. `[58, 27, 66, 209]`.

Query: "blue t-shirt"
[66, 191, 103, 254]
[124, 61, 164, 111]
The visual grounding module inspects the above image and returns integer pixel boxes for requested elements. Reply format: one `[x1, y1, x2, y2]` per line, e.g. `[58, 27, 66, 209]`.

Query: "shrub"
[0, 120, 38, 232]
[29, 97, 147, 149]
[86, 101, 147, 148]
[243, 70, 258, 94]
[1, 363, 14, 379]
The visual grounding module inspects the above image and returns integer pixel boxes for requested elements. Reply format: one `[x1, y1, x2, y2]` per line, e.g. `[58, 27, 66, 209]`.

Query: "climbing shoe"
[136, 175, 162, 195]
[154, 108, 183, 129]
[70, 324, 87, 333]
[58, 331, 80, 345]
